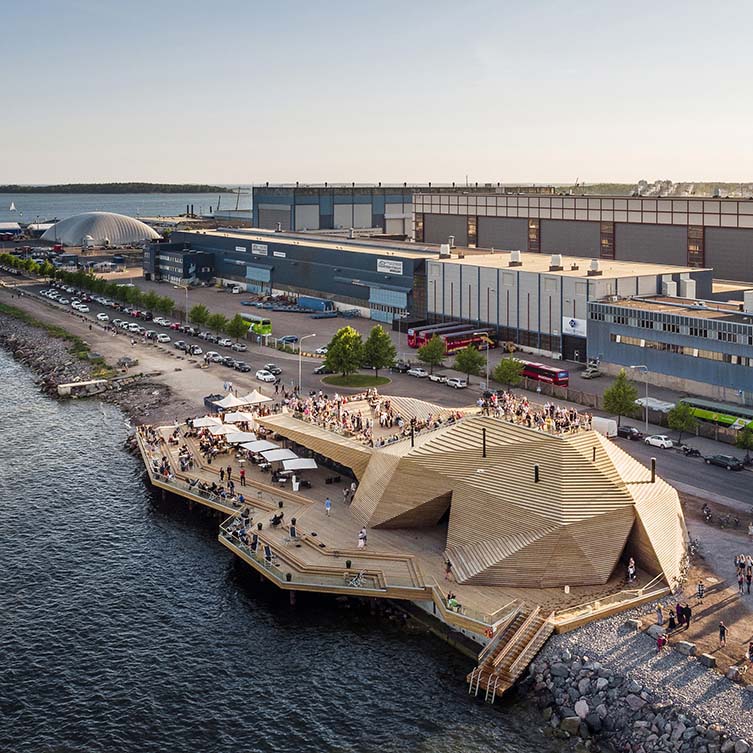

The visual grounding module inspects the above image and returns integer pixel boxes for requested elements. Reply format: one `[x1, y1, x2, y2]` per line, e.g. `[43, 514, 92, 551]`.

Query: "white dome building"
[42, 212, 160, 247]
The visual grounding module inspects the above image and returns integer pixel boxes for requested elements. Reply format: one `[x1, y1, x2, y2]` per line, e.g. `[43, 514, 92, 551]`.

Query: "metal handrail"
[475, 605, 523, 665]
[507, 612, 554, 677]
[492, 606, 541, 669]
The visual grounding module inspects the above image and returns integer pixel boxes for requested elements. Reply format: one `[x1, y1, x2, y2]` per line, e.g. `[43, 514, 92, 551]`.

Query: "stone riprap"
[521, 601, 753, 753]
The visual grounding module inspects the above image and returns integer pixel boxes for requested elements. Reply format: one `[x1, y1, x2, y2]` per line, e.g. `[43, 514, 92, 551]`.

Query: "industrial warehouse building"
[588, 292, 753, 400]
[414, 193, 753, 283]
[145, 229, 711, 359]
[251, 183, 553, 236]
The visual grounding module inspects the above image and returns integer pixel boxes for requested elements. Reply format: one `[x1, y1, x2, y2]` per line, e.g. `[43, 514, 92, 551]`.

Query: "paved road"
[4, 272, 752, 506]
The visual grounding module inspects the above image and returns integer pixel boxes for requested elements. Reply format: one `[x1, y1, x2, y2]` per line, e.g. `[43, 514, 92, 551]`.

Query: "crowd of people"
[478, 391, 592, 435]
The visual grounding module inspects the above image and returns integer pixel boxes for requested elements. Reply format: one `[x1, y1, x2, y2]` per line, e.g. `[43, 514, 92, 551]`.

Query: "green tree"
[324, 326, 364, 377]
[189, 303, 210, 327]
[361, 325, 397, 377]
[735, 425, 753, 464]
[226, 313, 250, 341]
[492, 357, 524, 389]
[416, 335, 446, 375]
[602, 369, 639, 427]
[667, 401, 698, 445]
[157, 296, 176, 316]
[207, 312, 228, 334]
[142, 291, 161, 313]
[453, 345, 485, 382]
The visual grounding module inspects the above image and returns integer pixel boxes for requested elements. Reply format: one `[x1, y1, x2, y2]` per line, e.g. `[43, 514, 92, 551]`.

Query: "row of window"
[611, 334, 753, 366]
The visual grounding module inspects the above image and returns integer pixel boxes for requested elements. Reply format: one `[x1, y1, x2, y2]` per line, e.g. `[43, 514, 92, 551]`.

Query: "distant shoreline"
[0, 183, 235, 194]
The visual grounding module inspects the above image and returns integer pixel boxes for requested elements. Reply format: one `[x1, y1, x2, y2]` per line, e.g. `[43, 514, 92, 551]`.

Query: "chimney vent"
[509, 249, 523, 267]
[549, 253, 563, 271]
[587, 259, 603, 276]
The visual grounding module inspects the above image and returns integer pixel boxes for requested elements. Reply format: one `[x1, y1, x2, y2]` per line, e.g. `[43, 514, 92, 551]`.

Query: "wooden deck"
[136, 424, 664, 633]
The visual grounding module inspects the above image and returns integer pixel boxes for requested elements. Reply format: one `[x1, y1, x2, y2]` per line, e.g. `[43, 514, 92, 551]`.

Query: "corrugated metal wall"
[706, 227, 753, 281]
[615, 224, 686, 265]
[258, 206, 291, 231]
[541, 220, 600, 257]
[477, 217, 528, 251]
[423, 213, 468, 246]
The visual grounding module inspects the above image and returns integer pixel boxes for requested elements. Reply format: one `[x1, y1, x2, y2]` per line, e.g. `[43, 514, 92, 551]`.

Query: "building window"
[688, 225, 705, 267]
[600, 221, 615, 259]
[414, 213, 424, 243]
[467, 215, 478, 246]
[528, 219, 540, 253]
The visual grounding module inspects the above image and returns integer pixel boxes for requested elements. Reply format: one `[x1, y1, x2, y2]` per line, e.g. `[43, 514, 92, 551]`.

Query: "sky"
[2, 0, 752, 185]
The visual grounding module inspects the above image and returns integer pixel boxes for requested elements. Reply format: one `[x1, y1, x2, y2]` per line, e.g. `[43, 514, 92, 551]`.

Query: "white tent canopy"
[209, 424, 234, 436]
[282, 458, 318, 471]
[192, 416, 223, 427]
[261, 448, 298, 462]
[223, 411, 256, 424]
[238, 389, 272, 405]
[215, 393, 249, 409]
[225, 431, 257, 444]
[241, 440, 278, 453]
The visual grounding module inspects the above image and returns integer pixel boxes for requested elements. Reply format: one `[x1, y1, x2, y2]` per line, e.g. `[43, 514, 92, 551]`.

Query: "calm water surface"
[0, 350, 560, 753]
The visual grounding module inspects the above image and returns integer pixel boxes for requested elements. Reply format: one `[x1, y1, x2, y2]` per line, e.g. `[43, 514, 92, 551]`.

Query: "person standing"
[747, 565, 752, 595]
[696, 581, 705, 603]
[739, 572, 745, 595]
[719, 621, 728, 647]
[324, 497, 331, 517]
[445, 560, 453, 582]
[358, 527, 367, 549]
[675, 602, 684, 628]
[656, 605, 664, 626]
[220, 468, 225, 483]
[239, 468, 246, 486]
[343, 487, 349, 505]
[684, 603, 692, 629]
[226, 465, 232, 482]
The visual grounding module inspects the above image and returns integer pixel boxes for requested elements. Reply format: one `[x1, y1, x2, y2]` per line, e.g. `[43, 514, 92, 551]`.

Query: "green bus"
[679, 397, 753, 430]
[240, 313, 272, 336]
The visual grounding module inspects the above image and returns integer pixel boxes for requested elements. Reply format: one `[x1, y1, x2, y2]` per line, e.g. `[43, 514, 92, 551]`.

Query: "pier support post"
[289, 590, 297, 607]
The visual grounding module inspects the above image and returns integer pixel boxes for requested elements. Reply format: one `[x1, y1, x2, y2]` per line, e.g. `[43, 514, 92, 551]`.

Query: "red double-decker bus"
[442, 327, 496, 354]
[407, 322, 469, 348]
[520, 360, 569, 386]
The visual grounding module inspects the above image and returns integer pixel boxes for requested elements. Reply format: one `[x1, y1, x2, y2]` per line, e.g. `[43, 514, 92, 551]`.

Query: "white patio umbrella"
[209, 424, 234, 436]
[223, 411, 256, 424]
[192, 416, 222, 427]
[240, 439, 279, 453]
[282, 458, 318, 471]
[215, 393, 250, 409]
[238, 389, 272, 405]
[261, 448, 298, 463]
[225, 431, 257, 444]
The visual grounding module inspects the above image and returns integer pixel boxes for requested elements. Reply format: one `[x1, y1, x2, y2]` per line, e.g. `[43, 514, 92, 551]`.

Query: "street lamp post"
[630, 364, 649, 433]
[175, 283, 189, 324]
[299, 333, 316, 393]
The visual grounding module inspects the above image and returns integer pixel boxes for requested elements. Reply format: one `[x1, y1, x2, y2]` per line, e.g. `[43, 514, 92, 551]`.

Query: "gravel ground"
[539, 599, 753, 742]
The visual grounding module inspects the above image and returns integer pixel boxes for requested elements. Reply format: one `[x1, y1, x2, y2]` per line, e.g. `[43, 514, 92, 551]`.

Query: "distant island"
[0, 183, 234, 194]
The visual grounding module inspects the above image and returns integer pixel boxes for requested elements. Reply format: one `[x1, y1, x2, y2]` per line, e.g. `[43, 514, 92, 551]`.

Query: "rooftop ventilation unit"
[587, 259, 603, 276]
[549, 253, 563, 271]
[509, 249, 523, 267]
[439, 243, 451, 258]
[678, 278, 696, 299]
[662, 280, 678, 297]
[570, 263, 579, 270]
[744, 290, 753, 314]
[448, 235, 455, 248]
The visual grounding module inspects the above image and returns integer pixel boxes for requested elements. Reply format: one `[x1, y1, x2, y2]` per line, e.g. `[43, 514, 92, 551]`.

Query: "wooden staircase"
[467, 606, 555, 702]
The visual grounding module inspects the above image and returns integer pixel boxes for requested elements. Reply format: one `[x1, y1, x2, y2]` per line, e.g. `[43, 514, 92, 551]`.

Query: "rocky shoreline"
[0, 311, 171, 422]
[519, 599, 753, 753]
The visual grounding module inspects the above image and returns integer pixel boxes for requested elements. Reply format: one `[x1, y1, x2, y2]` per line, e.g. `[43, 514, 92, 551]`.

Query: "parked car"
[581, 366, 602, 379]
[390, 360, 411, 373]
[231, 342, 247, 352]
[446, 377, 468, 389]
[112, 318, 123, 327]
[217, 338, 233, 347]
[188, 344, 203, 355]
[153, 317, 169, 326]
[263, 363, 282, 375]
[428, 373, 448, 384]
[617, 425, 643, 440]
[220, 356, 237, 367]
[256, 369, 277, 382]
[197, 331, 210, 340]
[704, 454, 744, 471]
[234, 361, 251, 372]
[169, 322, 181, 330]
[644, 435, 673, 449]
[204, 351, 222, 363]
[96, 312, 109, 322]
[315, 345, 329, 355]
[77, 305, 90, 313]
[156, 333, 171, 343]
[407, 367, 429, 378]
[144, 330, 158, 340]
[58, 297, 70, 305]
[278, 335, 298, 345]
[174, 340, 188, 351]
[313, 364, 333, 375]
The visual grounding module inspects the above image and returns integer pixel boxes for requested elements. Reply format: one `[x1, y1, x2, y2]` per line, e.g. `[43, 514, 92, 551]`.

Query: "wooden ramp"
[467, 607, 555, 703]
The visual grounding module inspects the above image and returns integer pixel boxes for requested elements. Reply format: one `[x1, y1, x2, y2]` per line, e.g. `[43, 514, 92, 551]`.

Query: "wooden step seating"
[467, 606, 555, 702]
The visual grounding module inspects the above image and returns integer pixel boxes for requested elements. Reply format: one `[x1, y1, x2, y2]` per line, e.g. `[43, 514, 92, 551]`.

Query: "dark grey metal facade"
[706, 228, 753, 281]
[422, 214, 468, 246]
[477, 217, 528, 251]
[541, 220, 600, 257]
[615, 224, 687, 266]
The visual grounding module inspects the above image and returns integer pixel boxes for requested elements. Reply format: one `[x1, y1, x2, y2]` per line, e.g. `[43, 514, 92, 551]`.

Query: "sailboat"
[9, 201, 16, 212]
